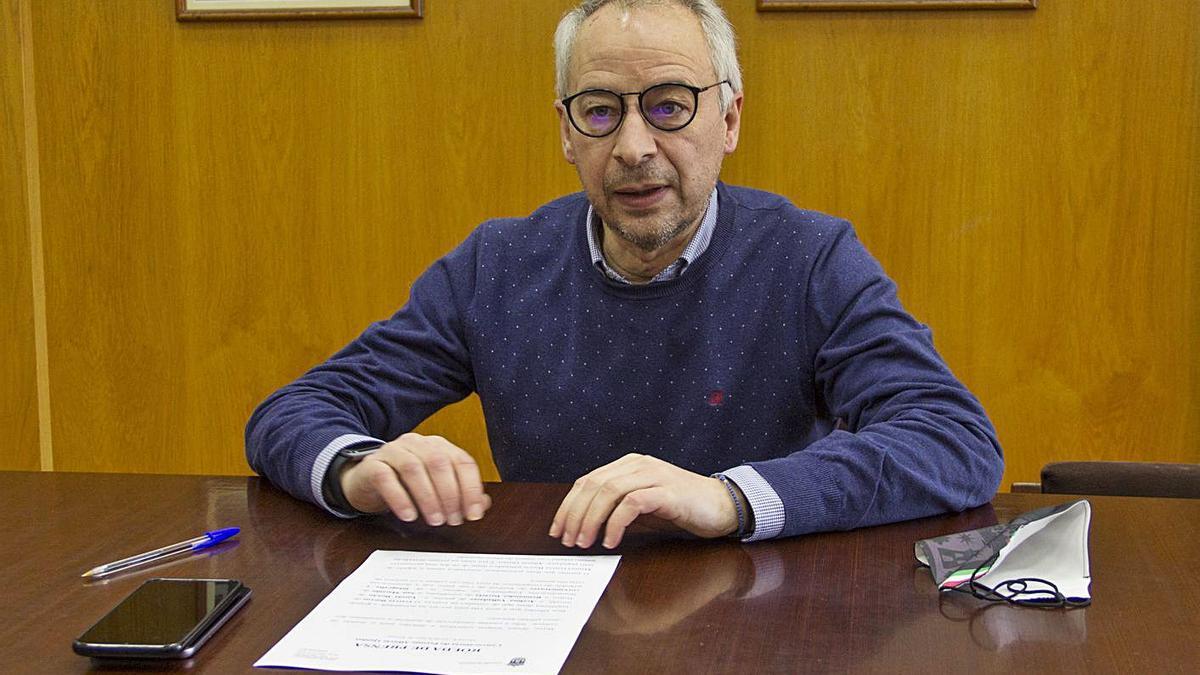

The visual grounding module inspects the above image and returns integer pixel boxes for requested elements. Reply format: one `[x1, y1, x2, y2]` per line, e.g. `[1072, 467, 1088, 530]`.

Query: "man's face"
[556, 3, 742, 253]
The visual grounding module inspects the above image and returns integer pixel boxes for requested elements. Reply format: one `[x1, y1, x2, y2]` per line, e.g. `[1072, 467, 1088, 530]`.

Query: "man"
[246, 0, 1003, 549]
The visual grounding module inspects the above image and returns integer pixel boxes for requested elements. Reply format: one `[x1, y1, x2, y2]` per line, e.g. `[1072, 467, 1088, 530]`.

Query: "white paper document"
[255, 550, 621, 674]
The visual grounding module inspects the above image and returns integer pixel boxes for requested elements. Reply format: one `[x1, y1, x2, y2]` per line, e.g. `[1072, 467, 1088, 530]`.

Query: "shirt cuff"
[311, 433, 385, 518]
[720, 465, 786, 542]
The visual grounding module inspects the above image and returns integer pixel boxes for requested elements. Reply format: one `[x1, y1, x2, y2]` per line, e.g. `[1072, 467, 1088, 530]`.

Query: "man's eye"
[586, 106, 617, 120]
[650, 102, 683, 116]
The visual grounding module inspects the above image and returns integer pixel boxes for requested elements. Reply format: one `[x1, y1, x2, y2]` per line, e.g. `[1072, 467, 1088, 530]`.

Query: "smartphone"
[73, 578, 251, 659]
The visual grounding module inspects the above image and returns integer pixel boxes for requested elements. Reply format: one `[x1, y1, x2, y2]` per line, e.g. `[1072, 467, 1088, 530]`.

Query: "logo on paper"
[508, 657, 527, 667]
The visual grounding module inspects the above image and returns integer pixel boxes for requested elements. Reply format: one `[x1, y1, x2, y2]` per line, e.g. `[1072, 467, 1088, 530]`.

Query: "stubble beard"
[599, 168, 701, 253]
[605, 212, 694, 253]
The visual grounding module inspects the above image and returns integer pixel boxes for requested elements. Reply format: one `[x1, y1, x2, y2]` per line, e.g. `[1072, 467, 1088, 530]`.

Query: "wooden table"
[1, 471, 1196, 673]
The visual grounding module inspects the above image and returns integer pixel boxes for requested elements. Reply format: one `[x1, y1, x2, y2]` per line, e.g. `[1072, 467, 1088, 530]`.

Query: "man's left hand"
[549, 454, 738, 549]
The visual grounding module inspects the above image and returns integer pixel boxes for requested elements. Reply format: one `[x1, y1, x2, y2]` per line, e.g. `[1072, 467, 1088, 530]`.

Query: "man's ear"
[555, 100, 576, 164]
[723, 90, 744, 155]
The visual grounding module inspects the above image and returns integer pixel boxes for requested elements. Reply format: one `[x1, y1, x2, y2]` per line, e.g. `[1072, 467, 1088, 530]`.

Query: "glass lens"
[569, 90, 623, 136]
[641, 84, 696, 131]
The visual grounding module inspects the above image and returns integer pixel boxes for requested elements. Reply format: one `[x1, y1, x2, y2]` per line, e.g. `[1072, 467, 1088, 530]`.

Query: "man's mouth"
[612, 185, 669, 208]
[615, 184, 666, 195]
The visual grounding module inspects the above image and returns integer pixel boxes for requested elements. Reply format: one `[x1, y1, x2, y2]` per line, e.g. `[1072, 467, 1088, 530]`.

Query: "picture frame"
[176, 0, 423, 22]
[758, 0, 1036, 10]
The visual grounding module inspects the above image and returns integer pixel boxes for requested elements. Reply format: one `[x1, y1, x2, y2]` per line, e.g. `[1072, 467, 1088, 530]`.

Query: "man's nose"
[610, 104, 658, 167]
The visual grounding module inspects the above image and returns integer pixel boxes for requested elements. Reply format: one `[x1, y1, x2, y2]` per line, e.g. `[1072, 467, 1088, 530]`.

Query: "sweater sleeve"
[745, 220, 1003, 537]
[244, 234, 479, 507]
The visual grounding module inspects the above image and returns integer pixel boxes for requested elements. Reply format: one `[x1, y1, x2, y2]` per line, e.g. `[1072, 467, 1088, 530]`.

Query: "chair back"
[1040, 461, 1200, 499]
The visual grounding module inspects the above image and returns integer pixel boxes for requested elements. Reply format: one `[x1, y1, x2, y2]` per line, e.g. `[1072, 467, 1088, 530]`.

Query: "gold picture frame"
[758, 0, 1036, 10]
[176, 0, 423, 22]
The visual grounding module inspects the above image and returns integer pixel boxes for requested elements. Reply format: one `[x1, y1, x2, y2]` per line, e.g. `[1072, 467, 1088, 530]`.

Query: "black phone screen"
[76, 578, 247, 656]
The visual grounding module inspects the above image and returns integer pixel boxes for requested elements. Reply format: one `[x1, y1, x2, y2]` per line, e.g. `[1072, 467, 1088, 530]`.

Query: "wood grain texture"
[723, 0, 1200, 485]
[15, 0, 1200, 485]
[1, 473, 1198, 673]
[0, 0, 40, 471]
[32, 0, 578, 477]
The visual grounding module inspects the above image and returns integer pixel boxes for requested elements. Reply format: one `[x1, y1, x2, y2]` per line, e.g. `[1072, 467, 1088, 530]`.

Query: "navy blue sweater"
[246, 183, 1003, 537]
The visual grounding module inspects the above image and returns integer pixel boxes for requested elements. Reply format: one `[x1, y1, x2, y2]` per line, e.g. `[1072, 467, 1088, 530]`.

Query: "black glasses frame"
[561, 80, 730, 138]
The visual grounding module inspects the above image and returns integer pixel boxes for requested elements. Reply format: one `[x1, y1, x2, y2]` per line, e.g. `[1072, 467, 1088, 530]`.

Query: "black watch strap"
[323, 453, 361, 515]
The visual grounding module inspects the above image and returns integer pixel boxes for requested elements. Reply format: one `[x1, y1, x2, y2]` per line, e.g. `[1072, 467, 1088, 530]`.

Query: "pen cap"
[193, 527, 241, 551]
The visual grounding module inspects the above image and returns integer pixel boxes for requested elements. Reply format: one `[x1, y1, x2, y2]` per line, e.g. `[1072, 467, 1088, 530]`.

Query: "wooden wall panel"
[0, 0, 40, 471]
[722, 0, 1199, 485]
[19, 0, 1199, 488]
[32, 0, 579, 476]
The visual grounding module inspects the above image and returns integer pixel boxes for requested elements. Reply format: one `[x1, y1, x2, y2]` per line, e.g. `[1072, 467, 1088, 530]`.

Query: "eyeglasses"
[561, 80, 730, 138]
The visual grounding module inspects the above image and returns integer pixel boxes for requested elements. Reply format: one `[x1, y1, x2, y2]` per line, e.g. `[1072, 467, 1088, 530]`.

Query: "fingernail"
[429, 513, 445, 526]
[467, 505, 483, 521]
[561, 536, 573, 547]
[576, 535, 588, 547]
[400, 509, 418, 522]
[448, 512, 463, 526]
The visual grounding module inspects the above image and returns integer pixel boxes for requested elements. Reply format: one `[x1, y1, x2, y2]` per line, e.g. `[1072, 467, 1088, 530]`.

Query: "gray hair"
[553, 0, 743, 112]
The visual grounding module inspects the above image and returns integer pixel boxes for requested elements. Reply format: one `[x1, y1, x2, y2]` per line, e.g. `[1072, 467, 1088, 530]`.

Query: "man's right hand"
[339, 432, 491, 526]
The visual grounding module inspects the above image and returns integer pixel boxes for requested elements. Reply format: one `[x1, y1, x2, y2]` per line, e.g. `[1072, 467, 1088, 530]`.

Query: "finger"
[362, 459, 419, 522]
[551, 455, 646, 544]
[386, 448, 445, 526]
[575, 473, 658, 548]
[549, 487, 574, 538]
[602, 487, 670, 549]
[550, 479, 593, 546]
[450, 452, 488, 522]
[578, 468, 672, 547]
[550, 472, 603, 540]
[416, 440, 466, 525]
[560, 468, 647, 547]
[557, 476, 618, 547]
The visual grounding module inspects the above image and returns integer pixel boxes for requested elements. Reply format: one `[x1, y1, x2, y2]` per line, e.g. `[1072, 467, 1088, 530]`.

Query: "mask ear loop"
[944, 527, 1091, 609]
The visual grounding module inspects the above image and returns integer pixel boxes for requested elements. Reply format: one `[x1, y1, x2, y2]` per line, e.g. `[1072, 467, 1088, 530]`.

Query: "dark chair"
[1012, 461, 1200, 499]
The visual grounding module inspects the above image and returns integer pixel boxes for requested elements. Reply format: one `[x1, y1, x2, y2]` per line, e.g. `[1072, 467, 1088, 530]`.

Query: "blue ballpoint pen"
[80, 527, 240, 579]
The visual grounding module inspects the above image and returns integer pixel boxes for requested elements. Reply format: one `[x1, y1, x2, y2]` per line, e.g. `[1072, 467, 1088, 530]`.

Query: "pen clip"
[193, 527, 241, 551]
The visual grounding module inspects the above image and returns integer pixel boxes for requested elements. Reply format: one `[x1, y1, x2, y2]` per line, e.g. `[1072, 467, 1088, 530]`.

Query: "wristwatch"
[322, 444, 381, 515]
